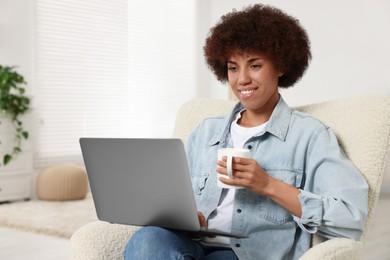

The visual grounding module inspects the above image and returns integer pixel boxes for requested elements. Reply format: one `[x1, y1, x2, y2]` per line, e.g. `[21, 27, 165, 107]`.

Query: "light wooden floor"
[0, 227, 69, 260]
[0, 192, 389, 260]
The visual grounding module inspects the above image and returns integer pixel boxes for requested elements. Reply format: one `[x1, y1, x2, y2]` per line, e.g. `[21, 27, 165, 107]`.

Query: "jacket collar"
[263, 95, 292, 141]
[209, 94, 292, 145]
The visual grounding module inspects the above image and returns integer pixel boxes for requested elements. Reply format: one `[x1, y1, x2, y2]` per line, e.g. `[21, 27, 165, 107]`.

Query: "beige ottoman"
[36, 163, 88, 201]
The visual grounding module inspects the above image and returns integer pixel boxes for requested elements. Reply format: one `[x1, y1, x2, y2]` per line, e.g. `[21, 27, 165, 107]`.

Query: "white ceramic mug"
[217, 148, 251, 189]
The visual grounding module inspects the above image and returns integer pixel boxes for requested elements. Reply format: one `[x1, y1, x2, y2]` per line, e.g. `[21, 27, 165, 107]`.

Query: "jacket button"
[237, 209, 242, 213]
[235, 244, 241, 248]
[247, 145, 252, 149]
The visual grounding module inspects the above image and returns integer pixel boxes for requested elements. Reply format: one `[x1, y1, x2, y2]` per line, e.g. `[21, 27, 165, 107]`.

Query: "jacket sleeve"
[293, 127, 368, 240]
[184, 124, 201, 178]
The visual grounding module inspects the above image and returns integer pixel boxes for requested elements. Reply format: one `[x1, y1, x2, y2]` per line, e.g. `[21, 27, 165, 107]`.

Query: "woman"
[124, 4, 368, 259]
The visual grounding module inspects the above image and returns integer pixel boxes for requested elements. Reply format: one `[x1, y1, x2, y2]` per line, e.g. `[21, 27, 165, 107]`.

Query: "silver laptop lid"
[80, 138, 200, 232]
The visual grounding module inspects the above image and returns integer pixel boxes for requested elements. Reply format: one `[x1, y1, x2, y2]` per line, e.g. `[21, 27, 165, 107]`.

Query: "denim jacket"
[185, 96, 368, 260]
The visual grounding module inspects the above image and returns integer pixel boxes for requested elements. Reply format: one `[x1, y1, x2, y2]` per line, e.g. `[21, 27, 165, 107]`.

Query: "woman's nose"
[238, 69, 251, 86]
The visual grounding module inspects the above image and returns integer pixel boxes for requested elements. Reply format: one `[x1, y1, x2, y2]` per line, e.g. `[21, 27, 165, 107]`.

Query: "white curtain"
[34, 0, 196, 167]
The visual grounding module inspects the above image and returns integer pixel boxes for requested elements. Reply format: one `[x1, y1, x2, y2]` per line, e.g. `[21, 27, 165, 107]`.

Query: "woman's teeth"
[240, 89, 255, 95]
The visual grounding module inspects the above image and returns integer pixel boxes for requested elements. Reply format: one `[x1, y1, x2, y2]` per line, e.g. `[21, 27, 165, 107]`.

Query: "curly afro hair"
[203, 4, 311, 88]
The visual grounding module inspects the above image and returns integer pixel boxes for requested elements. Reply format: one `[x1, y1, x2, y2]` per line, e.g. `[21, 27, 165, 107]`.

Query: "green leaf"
[22, 131, 29, 139]
[3, 154, 12, 165]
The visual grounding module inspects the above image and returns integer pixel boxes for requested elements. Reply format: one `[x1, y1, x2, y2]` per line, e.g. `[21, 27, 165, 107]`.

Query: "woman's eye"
[228, 66, 237, 71]
[251, 64, 262, 69]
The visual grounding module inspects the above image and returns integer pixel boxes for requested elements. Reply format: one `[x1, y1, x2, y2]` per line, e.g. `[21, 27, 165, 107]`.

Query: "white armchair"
[70, 95, 390, 260]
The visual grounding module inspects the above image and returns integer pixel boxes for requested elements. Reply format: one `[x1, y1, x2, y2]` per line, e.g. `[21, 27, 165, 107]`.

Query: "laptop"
[80, 137, 248, 239]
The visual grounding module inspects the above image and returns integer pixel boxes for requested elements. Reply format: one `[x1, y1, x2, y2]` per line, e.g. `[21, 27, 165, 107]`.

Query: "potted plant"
[0, 65, 30, 165]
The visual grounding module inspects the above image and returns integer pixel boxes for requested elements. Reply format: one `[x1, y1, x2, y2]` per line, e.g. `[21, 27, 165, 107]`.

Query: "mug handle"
[227, 155, 233, 179]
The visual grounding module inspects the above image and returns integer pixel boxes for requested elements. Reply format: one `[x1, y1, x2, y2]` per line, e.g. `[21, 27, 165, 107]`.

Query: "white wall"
[196, 0, 390, 185]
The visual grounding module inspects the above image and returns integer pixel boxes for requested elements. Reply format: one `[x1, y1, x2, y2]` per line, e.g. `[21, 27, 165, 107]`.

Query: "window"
[34, 0, 196, 167]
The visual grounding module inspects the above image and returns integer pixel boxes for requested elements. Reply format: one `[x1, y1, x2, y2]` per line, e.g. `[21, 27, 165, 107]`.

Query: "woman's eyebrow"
[247, 57, 263, 63]
[227, 57, 264, 64]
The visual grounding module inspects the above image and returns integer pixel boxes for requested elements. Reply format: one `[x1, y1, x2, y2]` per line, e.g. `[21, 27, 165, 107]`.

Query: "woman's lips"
[239, 87, 258, 98]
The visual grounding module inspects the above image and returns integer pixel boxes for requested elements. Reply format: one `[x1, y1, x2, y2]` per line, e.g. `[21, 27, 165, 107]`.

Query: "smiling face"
[227, 52, 283, 126]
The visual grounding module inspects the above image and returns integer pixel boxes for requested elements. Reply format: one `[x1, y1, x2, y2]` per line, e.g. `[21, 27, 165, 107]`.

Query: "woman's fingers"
[197, 212, 207, 229]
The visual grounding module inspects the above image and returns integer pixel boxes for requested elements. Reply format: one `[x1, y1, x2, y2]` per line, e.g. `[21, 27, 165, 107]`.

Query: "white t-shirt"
[203, 109, 267, 245]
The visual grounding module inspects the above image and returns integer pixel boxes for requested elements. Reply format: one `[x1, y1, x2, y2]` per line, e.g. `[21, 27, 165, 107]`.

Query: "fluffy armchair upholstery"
[70, 95, 390, 260]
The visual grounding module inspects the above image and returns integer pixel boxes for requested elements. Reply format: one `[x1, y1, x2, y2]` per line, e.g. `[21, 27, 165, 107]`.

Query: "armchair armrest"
[70, 221, 140, 260]
[300, 238, 363, 260]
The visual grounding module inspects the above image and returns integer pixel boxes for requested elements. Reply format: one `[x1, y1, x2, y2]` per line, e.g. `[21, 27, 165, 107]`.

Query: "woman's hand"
[183, 212, 215, 239]
[217, 156, 302, 217]
[217, 156, 271, 195]
[197, 211, 207, 230]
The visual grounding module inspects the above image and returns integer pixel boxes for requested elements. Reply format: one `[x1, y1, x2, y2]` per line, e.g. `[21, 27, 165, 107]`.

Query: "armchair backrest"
[173, 95, 390, 244]
[172, 98, 237, 141]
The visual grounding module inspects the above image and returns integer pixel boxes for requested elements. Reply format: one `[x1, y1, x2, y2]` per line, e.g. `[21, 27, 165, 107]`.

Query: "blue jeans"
[124, 226, 238, 260]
